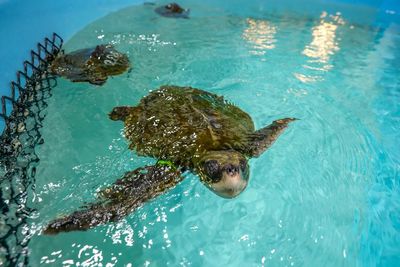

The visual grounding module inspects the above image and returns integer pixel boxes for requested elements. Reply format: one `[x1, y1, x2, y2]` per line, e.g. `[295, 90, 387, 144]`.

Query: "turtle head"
[155, 3, 190, 18]
[197, 151, 249, 199]
[165, 3, 183, 13]
[109, 106, 135, 121]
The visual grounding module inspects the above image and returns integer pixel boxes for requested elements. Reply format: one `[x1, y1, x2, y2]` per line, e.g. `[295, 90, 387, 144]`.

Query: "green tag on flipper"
[157, 160, 176, 169]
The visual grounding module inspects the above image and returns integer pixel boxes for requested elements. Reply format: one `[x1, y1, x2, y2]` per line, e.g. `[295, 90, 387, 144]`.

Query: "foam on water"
[24, 1, 399, 266]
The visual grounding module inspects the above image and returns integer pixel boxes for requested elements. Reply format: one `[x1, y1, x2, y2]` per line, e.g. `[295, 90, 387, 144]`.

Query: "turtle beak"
[209, 165, 248, 199]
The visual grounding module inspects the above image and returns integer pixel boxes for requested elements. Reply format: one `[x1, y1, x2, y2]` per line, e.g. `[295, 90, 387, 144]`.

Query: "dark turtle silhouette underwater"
[154, 2, 190, 18]
[50, 44, 130, 85]
[44, 85, 296, 234]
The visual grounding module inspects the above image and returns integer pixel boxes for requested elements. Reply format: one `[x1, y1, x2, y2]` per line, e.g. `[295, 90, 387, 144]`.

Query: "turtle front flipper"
[245, 118, 297, 157]
[60, 68, 107, 85]
[87, 73, 108, 85]
[44, 165, 182, 235]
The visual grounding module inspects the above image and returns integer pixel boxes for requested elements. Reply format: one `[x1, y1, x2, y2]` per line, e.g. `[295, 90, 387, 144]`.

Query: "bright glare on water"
[21, 1, 400, 266]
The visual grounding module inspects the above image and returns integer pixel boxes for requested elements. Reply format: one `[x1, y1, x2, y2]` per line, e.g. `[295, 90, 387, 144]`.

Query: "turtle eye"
[166, 4, 172, 9]
[239, 159, 247, 172]
[204, 160, 222, 182]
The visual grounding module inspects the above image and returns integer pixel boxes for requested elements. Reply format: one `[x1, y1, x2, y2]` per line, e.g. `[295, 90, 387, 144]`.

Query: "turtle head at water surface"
[196, 150, 249, 198]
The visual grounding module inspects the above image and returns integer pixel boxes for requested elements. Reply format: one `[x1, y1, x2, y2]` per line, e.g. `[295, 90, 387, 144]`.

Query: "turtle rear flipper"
[44, 165, 182, 235]
[245, 118, 297, 157]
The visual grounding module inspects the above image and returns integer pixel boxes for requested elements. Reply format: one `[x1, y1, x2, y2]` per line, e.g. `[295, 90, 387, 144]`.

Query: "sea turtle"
[44, 85, 296, 234]
[50, 44, 130, 85]
[155, 2, 190, 18]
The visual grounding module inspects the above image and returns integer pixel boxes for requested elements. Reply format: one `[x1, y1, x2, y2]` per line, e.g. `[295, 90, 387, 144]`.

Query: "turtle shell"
[122, 86, 254, 166]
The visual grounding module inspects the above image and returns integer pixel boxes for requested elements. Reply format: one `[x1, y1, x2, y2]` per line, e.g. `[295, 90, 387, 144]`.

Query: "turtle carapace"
[44, 85, 297, 234]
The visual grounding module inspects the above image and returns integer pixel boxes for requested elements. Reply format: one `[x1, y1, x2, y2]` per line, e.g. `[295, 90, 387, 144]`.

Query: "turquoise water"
[22, 1, 399, 266]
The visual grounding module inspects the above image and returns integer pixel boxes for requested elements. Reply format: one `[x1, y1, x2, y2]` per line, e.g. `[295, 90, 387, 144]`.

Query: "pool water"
[19, 1, 400, 266]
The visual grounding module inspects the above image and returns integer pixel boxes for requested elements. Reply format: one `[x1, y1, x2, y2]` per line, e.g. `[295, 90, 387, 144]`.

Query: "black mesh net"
[0, 33, 63, 266]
